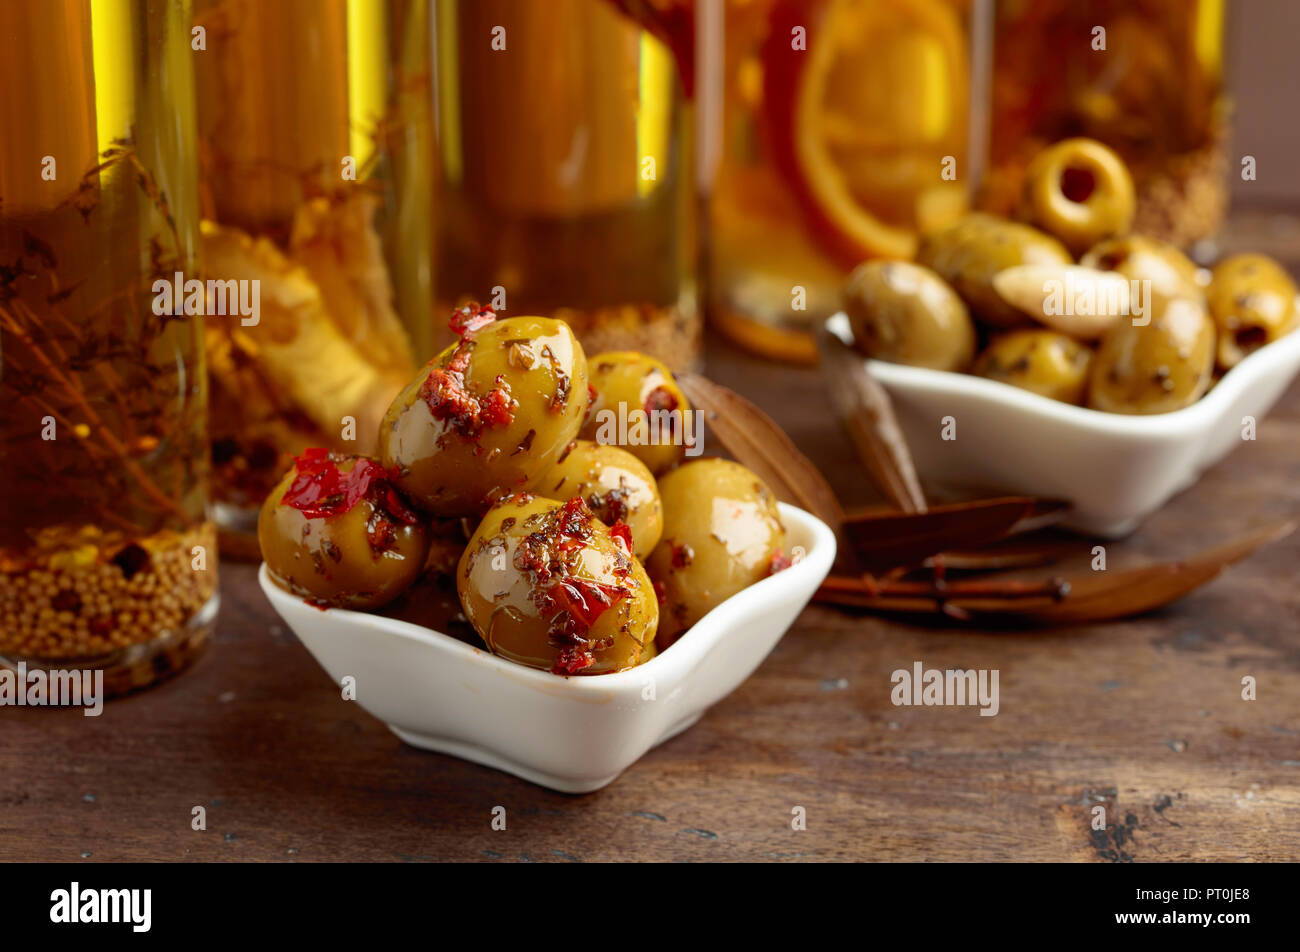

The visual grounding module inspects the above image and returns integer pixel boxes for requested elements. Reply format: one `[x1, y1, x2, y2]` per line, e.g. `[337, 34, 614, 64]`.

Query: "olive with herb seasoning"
[457, 493, 658, 675]
[532, 439, 663, 558]
[972, 330, 1093, 405]
[844, 260, 976, 371]
[646, 459, 787, 649]
[1087, 298, 1216, 414]
[258, 449, 430, 609]
[915, 213, 1073, 328]
[1207, 253, 1299, 370]
[378, 308, 590, 517]
[579, 351, 693, 475]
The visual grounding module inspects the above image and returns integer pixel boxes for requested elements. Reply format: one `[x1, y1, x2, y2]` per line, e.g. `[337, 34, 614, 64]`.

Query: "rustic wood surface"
[3, 333, 1299, 863]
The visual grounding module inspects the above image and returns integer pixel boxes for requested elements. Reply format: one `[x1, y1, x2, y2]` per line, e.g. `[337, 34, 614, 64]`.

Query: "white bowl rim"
[826, 309, 1300, 438]
[258, 501, 836, 697]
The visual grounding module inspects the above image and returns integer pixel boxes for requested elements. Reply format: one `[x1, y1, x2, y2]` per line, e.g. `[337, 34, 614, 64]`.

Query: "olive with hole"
[258, 450, 430, 609]
[1018, 137, 1136, 255]
[1081, 234, 1205, 317]
[972, 330, 1094, 405]
[915, 213, 1072, 327]
[580, 351, 693, 476]
[1207, 253, 1299, 369]
[379, 315, 590, 517]
[1087, 298, 1216, 414]
[646, 459, 787, 649]
[845, 261, 976, 371]
[532, 439, 662, 559]
[457, 493, 658, 675]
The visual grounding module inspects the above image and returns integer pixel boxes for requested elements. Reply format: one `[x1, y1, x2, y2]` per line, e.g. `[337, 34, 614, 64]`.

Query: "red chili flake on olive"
[769, 549, 794, 574]
[449, 301, 497, 338]
[420, 343, 516, 438]
[609, 521, 634, 554]
[281, 449, 419, 526]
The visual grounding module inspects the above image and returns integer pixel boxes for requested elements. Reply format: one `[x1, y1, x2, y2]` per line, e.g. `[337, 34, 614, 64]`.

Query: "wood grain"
[2, 334, 1298, 862]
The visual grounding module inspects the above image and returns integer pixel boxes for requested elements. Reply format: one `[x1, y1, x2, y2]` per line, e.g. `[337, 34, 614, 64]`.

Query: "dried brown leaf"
[816, 522, 1294, 624]
[816, 326, 927, 513]
[844, 496, 1069, 571]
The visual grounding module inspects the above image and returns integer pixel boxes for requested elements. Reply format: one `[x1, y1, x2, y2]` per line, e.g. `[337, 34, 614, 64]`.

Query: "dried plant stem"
[0, 306, 188, 523]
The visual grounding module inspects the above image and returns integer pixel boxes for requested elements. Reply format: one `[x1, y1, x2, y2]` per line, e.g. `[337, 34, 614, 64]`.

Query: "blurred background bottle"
[0, 0, 215, 694]
[978, 0, 1228, 249]
[193, 0, 434, 554]
[431, 0, 701, 368]
[704, 0, 974, 363]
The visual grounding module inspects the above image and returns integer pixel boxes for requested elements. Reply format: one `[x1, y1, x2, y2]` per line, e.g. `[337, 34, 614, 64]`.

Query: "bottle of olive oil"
[0, 0, 217, 694]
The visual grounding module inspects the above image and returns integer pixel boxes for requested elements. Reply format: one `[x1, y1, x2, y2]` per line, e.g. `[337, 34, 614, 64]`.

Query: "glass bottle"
[431, 0, 701, 368]
[193, 0, 434, 552]
[0, 0, 217, 695]
[979, 0, 1228, 249]
[704, 0, 975, 363]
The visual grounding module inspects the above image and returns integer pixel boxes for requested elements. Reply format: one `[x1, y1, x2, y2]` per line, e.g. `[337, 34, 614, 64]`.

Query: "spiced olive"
[1207, 253, 1299, 369]
[646, 459, 787, 649]
[1087, 298, 1216, 414]
[1081, 235, 1205, 319]
[844, 261, 976, 371]
[378, 312, 590, 516]
[457, 493, 658, 675]
[915, 213, 1072, 327]
[579, 351, 693, 476]
[1018, 138, 1136, 255]
[258, 449, 430, 609]
[972, 330, 1093, 405]
[532, 439, 662, 559]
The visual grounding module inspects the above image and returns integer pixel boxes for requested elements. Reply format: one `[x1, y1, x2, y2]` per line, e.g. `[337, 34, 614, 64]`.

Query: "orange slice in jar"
[762, 0, 970, 266]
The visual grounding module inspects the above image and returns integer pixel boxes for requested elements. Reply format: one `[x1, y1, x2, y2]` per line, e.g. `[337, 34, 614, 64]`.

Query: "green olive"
[972, 330, 1093, 405]
[379, 316, 589, 516]
[915, 213, 1072, 327]
[1207, 253, 1299, 369]
[457, 493, 658, 675]
[844, 261, 976, 371]
[646, 459, 787, 649]
[258, 451, 430, 609]
[1081, 235, 1205, 318]
[1087, 298, 1216, 414]
[531, 439, 662, 559]
[1019, 138, 1136, 255]
[579, 351, 693, 476]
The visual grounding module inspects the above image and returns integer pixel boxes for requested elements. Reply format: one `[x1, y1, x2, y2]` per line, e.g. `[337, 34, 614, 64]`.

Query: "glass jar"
[979, 0, 1228, 248]
[193, 0, 433, 553]
[431, 0, 700, 368]
[704, 0, 974, 363]
[0, 0, 216, 695]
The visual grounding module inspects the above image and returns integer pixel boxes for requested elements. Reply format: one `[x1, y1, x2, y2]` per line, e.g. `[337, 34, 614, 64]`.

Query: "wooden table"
[3, 338, 1298, 863]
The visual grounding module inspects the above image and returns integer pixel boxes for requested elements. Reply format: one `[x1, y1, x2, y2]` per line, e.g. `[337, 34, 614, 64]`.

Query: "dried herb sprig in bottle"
[0, 0, 217, 695]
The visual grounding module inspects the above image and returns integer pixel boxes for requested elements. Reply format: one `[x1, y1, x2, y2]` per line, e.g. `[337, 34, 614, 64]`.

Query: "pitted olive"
[1207, 253, 1298, 369]
[1018, 138, 1136, 255]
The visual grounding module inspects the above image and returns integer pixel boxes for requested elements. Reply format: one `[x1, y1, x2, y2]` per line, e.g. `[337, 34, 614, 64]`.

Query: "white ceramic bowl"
[259, 503, 835, 793]
[827, 312, 1300, 537]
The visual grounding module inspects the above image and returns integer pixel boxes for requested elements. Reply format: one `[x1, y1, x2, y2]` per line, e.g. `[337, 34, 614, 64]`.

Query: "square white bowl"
[259, 503, 835, 793]
[827, 311, 1300, 537]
